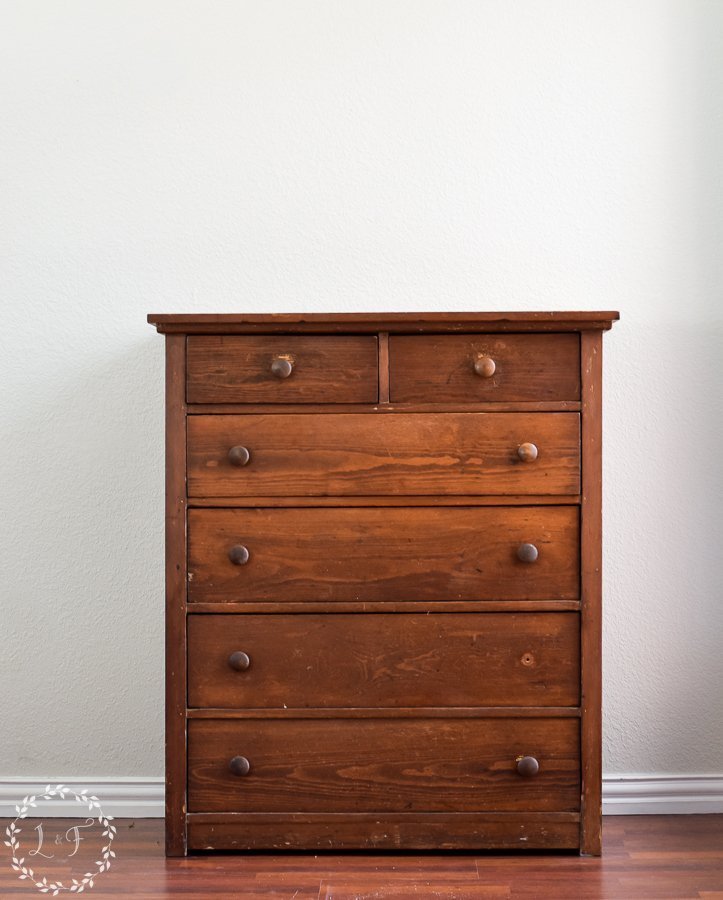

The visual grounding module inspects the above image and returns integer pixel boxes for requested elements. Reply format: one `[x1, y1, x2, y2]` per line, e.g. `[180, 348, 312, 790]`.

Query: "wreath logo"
[5, 785, 116, 894]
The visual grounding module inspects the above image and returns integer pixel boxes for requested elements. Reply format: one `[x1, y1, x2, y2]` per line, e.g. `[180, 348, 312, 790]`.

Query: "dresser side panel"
[165, 334, 188, 856]
[580, 330, 603, 855]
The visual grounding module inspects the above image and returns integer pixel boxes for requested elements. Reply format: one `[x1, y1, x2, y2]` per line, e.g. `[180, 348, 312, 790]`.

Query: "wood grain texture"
[187, 612, 580, 709]
[187, 412, 580, 497]
[390, 334, 580, 402]
[187, 812, 580, 852]
[148, 310, 620, 333]
[187, 506, 580, 603]
[187, 335, 378, 404]
[378, 331, 390, 403]
[187, 717, 580, 813]
[580, 330, 604, 856]
[163, 334, 187, 857]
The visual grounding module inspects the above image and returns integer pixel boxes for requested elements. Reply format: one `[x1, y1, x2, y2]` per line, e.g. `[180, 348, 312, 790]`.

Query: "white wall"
[1, 1, 721, 789]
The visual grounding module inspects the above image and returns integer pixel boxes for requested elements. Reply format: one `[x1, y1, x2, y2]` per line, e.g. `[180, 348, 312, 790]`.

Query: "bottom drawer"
[188, 718, 580, 813]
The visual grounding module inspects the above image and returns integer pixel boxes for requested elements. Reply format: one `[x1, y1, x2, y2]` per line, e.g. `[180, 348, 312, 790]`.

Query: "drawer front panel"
[187, 335, 378, 404]
[187, 506, 579, 603]
[389, 334, 580, 402]
[188, 718, 580, 812]
[187, 412, 580, 497]
[188, 612, 580, 708]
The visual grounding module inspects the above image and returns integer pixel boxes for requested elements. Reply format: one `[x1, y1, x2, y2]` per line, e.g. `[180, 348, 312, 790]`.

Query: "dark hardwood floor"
[1, 816, 722, 898]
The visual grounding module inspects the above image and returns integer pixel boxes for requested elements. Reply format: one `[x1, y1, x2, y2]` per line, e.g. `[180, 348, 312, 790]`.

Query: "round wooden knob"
[228, 544, 250, 566]
[473, 356, 496, 378]
[228, 651, 251, 671]
[517, 442, 538, 462]
[516, 755, 540, 778]
[228, 445, 251, 467]
[270, 357, 293, 379]
[229, 755, 251, 777]
[517, 543, 539, 563]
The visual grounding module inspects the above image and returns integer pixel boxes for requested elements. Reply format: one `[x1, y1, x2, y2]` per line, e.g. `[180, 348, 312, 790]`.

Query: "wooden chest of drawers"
[148, 311, 618, 856]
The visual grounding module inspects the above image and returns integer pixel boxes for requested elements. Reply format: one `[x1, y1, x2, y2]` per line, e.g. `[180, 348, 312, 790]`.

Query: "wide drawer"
[187, 335, 378, 404]
[187, 718, 580, 812]
[187, 506, 579, 603]
[389, 334, 580, 402]
[188, 613, 580, 708]
[187, 412, 580, 497]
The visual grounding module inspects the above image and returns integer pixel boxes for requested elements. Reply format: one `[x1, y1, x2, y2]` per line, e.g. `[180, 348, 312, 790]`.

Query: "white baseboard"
[602, 775, 723, 815]
[1, 775, 722, 818]
[0, 778, 163, 818]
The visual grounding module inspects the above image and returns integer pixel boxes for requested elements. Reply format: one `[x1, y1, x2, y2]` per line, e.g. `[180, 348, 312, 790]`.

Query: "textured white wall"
[1, 0, 721, 781]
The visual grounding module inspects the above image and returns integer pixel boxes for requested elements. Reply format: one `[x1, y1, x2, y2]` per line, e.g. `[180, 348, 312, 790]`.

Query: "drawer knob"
[228, 651, 251, 671]
[516, 755, 540, 778]
[473, 355, 496, 378]
[271, 357, 294, 379]
[517, 543, 539, 563]
[517, 442, 538, 462]
[229, 755, 251, 777]
[228, 445, 251, 467]
[228, 544, 250, 566]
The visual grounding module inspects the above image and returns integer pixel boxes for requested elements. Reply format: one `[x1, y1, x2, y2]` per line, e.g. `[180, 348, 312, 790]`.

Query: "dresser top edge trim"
[148, 311, 619, 334]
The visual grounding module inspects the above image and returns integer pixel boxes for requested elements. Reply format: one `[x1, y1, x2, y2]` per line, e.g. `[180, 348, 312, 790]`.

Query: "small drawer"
[187, 412, 580, 497]
[187, 335, 378, 404]
[188, 612, 580, 708]
[187, 506, 579, 604]
[389, 334, 580, 403]
[187, 717, 580, 812]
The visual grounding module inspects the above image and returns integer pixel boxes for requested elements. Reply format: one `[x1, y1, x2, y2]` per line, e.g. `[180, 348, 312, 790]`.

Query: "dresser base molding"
[187, 812, 581, 852]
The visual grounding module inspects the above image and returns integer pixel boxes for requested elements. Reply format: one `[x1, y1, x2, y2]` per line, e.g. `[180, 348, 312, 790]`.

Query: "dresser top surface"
[148, 311, 619, 334]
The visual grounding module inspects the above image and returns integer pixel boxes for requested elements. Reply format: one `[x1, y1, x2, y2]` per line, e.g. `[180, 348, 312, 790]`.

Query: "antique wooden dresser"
[148, 311, 618, 856]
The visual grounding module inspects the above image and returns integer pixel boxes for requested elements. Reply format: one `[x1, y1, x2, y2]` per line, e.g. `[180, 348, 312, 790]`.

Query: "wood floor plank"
[0, 816, 720, 897]
[320, 884, 510, 899]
